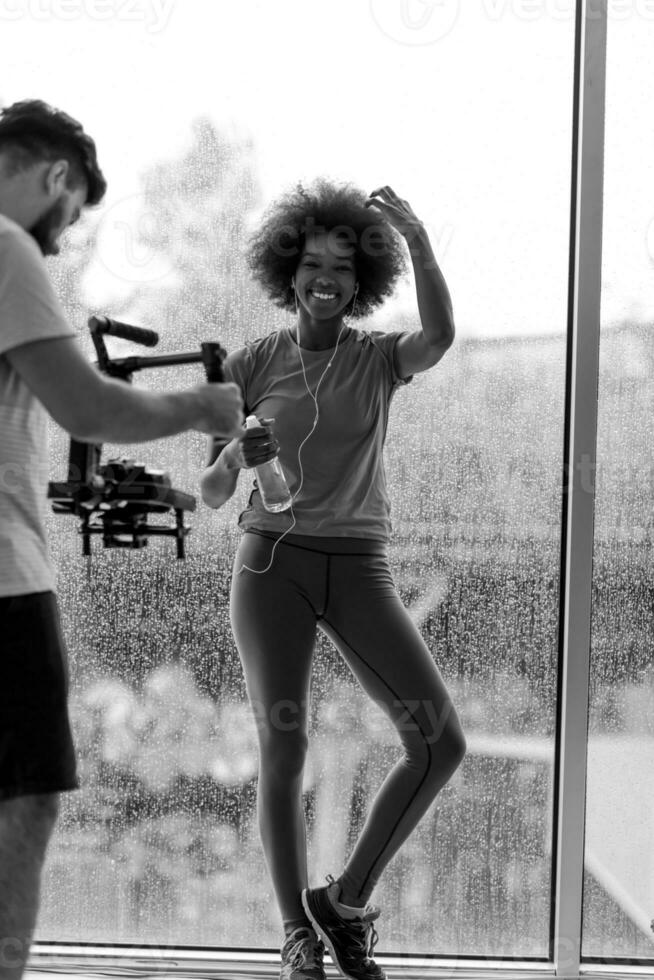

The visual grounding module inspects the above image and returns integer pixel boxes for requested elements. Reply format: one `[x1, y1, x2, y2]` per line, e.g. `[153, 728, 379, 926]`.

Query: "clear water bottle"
[245, 415, 292, 513]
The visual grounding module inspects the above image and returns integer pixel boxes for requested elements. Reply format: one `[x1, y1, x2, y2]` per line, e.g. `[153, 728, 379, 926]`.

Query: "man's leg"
[0, 792, 59, 980]
[0, 592, 79, 980]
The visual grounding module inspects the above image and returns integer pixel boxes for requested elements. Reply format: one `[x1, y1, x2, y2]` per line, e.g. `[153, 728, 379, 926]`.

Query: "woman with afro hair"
[201, 180, 466, 980]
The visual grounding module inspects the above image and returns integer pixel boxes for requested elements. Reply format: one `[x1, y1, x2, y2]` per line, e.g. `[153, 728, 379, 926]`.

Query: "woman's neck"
[294, 312, 347, 351]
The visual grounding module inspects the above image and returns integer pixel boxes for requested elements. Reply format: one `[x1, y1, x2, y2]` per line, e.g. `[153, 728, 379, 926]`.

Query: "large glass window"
[0, 0, 580, 962]
[584, 8, 654, 962]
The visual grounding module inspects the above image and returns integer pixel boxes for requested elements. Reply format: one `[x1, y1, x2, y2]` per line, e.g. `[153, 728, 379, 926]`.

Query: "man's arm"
[5, 335, 243, 441]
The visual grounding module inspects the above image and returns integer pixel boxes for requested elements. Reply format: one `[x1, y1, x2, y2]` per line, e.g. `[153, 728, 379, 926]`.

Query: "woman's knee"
[401, 700, 466, 779]
[441, 719, 467, 773]
[430, 703, 466, 772]
[257, 726, 309, 781]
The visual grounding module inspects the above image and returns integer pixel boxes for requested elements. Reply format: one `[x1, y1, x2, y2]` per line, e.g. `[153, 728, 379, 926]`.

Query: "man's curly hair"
[246, 179, 407, 318]
[0, 99, 106, 205]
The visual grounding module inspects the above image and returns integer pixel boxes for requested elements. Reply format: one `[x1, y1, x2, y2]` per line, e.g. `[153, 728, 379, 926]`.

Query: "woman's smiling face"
[294, 230, 358, 320]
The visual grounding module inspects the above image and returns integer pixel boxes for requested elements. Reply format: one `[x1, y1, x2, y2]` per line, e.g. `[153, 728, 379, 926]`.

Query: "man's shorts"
[0, 591, 78, 801]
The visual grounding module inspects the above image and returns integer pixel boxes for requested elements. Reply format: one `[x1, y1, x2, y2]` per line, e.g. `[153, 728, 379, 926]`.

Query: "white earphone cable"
[237, 287, 356, 576]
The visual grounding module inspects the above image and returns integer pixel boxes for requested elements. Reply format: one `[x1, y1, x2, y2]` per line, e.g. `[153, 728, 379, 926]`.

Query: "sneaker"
[280, 926, 326, 980]
[302, 875, 386, 980]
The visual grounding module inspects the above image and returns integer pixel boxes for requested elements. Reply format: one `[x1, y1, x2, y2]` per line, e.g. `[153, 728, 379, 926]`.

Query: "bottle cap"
[245, 415, 259, 429]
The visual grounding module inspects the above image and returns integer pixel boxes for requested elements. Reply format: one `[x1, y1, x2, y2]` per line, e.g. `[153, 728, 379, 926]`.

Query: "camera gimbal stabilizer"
[47, 315, 227, 559]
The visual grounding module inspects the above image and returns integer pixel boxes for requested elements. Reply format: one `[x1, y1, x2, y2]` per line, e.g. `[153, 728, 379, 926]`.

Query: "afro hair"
[246, 178, 407, 318]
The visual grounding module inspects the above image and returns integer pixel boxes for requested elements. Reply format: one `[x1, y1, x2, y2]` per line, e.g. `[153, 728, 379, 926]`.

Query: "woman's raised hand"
[365, 185, 424, 238]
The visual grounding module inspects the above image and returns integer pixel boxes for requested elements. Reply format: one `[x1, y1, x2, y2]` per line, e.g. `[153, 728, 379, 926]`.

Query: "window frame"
[552, 0, 605, 976]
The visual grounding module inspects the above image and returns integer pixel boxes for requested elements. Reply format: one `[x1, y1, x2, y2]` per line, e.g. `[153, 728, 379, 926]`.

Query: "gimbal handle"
[87, 315, 226, 384]
[89, 314, 159, 348]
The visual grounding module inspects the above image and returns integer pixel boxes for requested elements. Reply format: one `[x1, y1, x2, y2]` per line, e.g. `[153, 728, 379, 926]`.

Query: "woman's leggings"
[230, 531, 466, 922]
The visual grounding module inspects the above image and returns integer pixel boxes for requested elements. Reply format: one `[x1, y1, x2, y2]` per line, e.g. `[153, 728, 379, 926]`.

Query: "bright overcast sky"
[0, 0, 652, 335]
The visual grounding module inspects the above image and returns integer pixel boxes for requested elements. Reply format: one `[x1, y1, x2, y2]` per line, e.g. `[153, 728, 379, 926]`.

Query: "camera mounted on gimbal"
[47, 315, 226, 559]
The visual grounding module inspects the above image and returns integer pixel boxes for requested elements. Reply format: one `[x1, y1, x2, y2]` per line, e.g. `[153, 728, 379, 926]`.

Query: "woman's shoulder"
[350, 325, 407, 353]
[227, 329, 284, 360]
[348, 326, 411, 386]
[224, 330, 287, 381]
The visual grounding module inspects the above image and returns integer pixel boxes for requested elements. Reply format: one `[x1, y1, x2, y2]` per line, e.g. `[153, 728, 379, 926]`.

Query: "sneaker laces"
[284, 930, 324, 971]
[346, 908, 380, 960]
[326, 877, 381, 961]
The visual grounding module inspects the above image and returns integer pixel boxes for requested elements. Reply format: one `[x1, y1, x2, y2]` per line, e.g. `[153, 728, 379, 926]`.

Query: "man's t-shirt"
[224, 326, 411, 541]
[0, 214, 75, 597]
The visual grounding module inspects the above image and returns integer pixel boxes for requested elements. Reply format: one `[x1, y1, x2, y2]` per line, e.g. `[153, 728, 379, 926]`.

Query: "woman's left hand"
[365, 185, 424, 239]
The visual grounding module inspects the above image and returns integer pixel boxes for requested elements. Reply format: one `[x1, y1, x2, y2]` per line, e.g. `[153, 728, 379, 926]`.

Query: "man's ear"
[43, 159, 69, 197]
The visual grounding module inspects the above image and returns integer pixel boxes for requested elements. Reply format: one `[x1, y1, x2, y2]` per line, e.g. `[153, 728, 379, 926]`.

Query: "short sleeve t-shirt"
[223, 326, 411, 541]
[0, 214, 75, 597]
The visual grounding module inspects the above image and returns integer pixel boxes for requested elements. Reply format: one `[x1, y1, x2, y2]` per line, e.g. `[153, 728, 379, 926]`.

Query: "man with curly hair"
[0, 99, 243, 980]
[202, 180, 466, 980]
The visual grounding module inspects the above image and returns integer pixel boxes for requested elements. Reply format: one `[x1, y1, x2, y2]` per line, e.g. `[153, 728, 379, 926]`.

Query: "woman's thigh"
[321, 554, 462, 749]
[230, 534, 322, 739]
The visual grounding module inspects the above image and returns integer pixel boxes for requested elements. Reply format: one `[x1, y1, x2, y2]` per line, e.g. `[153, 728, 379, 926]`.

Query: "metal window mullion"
[554, 1, 607, 977]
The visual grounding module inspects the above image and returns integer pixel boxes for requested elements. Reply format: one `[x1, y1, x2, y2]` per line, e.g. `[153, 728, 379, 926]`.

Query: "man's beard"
[29, 198, 66, 256]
